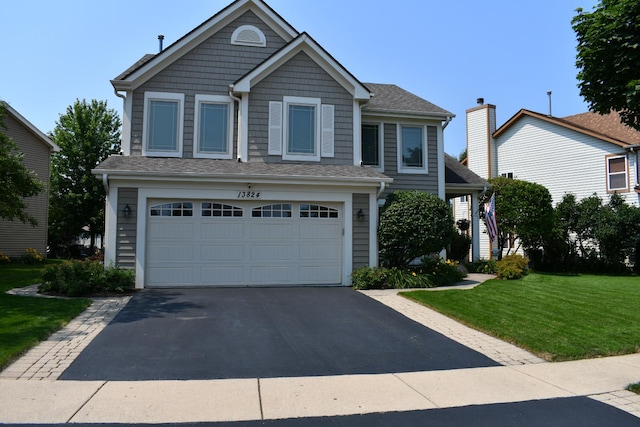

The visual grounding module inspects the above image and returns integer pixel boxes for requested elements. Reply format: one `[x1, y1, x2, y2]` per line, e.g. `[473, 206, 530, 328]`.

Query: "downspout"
[442, 115, 453, 130]
[113, 88, 126, 100]
[229, 85, 243, 162]
[102, 174, 109, 192]
[377, 181, 386, 199]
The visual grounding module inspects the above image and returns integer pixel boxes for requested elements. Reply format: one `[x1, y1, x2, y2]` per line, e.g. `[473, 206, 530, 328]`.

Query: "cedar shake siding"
[0, 110, 53, 257]
[129, 11, 288, 156]
[248, 51, 354, 164]
[352, 193, 370, 268]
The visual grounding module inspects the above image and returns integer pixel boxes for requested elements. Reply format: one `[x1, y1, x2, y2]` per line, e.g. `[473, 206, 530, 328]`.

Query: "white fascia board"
[233, 34, 370, 101]
[363, 109, 454, 122]
[98, 170, 392, 187]
[118, 0, 298, 91]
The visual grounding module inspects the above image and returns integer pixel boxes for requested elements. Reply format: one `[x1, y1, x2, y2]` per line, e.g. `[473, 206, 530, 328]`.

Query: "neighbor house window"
[193, 95, 233, 159]
[397, 125, 427, 173]
[607, 155, 628, 192]
[268, 97, 334, 162]
[143, 92, 184, 157]
[362, 123, 383, 169]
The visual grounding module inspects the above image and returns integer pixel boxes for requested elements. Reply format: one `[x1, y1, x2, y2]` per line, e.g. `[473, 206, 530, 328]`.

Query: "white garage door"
[146, 200, 343, 287]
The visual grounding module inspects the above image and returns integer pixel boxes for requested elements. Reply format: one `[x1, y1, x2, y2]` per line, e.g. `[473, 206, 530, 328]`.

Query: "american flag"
[485, 193, 498, 242]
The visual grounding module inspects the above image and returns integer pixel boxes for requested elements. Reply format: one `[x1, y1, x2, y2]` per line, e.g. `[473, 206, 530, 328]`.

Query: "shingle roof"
[363, 83, 453, 117]
[444, 153, 488, 187]
[113, 54, 156, 81]
[94, 156, 392, 184]
[562, 111, 640, 145]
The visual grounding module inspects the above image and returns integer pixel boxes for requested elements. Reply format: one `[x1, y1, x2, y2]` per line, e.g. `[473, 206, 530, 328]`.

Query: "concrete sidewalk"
[1, 276, 640, 424]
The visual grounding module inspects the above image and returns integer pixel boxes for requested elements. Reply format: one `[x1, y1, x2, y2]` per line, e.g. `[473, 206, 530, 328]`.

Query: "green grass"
[0, 261, 91, 370]
[402, 273, 640, 361]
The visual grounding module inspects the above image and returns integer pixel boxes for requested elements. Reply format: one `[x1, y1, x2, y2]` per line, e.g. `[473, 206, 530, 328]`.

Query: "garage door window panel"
[150, 202, 193, 217]
[300, 204, 339, 219]
[252, 204, 292, 218]
[202, 203, 243, 217]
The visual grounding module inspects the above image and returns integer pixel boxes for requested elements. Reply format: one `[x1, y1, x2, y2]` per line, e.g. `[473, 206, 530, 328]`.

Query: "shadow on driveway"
[61, 287, 499, 381]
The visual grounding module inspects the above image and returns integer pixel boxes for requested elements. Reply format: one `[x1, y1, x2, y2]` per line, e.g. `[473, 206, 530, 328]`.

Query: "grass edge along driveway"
[402, 273, 640, 362]
[0, 262, 91, 370]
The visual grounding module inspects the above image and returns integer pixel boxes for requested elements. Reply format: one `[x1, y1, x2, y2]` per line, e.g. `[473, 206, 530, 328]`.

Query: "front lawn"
[0, 262, 91, 370]
[402, 273, 640, 361]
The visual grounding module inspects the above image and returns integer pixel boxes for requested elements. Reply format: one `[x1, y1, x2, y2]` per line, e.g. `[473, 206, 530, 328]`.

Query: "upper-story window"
[268, 96, 334, 162]
[397, 124, 427, 173]
[143, 92, 184, 157]
[193, 95, 234, 159]
[607, 155, 628, 192]
[362, 123, 383, 170]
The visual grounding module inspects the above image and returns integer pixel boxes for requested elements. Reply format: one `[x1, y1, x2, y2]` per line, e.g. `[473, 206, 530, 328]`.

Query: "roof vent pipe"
[477, 98, 484, 105]
[158, 35, 165, 52]
[547, 91, 552, 116]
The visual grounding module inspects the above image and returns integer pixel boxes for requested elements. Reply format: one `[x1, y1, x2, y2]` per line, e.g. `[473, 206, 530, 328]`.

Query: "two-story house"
[457, 100, 640, 259]
[0, 102, 59, 258]
[94, 0, 460, 288]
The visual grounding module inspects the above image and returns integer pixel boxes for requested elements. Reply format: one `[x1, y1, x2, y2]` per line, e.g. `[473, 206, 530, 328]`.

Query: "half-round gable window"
[231, 25, 266, 47]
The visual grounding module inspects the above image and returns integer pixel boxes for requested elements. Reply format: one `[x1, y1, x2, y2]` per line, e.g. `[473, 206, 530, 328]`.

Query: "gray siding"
[0, 113, 51, 257]
[116, 188, 138, 269]
[380, 124, 439, 198]
[352, 194, 370, 268]
[129, 11, 288, 156]
[248, 51, 354, 165]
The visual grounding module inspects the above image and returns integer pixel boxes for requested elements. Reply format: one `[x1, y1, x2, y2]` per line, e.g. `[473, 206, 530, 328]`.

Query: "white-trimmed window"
[149, 202, 193, 217]
[268, 96, 334, 162]
[607, 155, 628, 192]
[362, 123, 383, 170]
[300, 204, 339, 219]
[143, 92, 184, 157]
[193, 95, 234, 159]
[252, 204, 293, 218]
[397, 124, 427, 173]
[201, 202, 243, 217]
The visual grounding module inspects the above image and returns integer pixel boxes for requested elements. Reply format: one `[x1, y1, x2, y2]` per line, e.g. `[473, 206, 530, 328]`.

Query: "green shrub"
[386, 268, 434, 289]
[351, 266, 434, 290]
[351, 267, 392, 290]
[467, 259, 497, 274]
[418, 256, 466, 287]
[21, 248, 45, 264]
[40, 260, 134, 297]
[449, 231, 471, 262]
[627, 382, 640, 395]
[0, 252, 10, 264]
[496, 254, 529, 280]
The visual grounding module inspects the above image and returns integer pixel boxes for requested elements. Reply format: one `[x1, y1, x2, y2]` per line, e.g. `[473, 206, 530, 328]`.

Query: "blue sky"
[1, 0, 598, 158]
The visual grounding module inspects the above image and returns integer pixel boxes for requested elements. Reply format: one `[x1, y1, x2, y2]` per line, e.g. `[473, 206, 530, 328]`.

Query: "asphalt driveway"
[61, 287, 498, 381]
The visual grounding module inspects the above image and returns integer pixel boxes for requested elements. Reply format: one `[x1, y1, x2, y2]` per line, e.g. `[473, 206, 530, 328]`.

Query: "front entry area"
[146, 200, 343, 287]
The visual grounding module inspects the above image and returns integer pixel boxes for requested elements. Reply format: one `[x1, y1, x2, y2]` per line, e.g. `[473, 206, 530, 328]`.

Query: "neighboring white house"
[455, 101, 640, 259]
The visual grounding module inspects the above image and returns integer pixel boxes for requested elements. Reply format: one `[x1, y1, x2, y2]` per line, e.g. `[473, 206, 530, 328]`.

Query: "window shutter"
[268, 101, 283, 155]
[321, 104, 334, 158]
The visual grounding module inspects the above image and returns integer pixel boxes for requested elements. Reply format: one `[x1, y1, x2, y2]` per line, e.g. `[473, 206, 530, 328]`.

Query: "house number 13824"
[237, 191, 261, 199]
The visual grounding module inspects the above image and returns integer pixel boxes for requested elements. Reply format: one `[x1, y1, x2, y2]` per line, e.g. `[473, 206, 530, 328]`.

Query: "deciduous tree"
[49, 99, 121, 252]
[573, 0, 640, 129]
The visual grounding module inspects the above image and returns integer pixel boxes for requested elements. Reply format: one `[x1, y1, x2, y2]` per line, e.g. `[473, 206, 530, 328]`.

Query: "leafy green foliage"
[449, 230, 471, 261]
[536, 192, 640, 273]
[496, 254, 529, 280]
[628, 383, 640, 395]
[573, 0, 640, 130]
[379, 191, 453, 268]
[0, 102, 44, 225]
[466, 259, 497, 274]
[485, 177, 553, 260]
[351, 266, 434, 290]
[49, 99, 121, 249]
[418, 257, 466, 287]
[40, 260, 134, 297]
[403, 274, 640, 361]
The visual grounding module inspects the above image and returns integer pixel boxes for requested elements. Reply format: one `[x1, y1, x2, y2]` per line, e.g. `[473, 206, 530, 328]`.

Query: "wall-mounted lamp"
[357, 208, 365, 221]
[123, 204, 132, 218]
